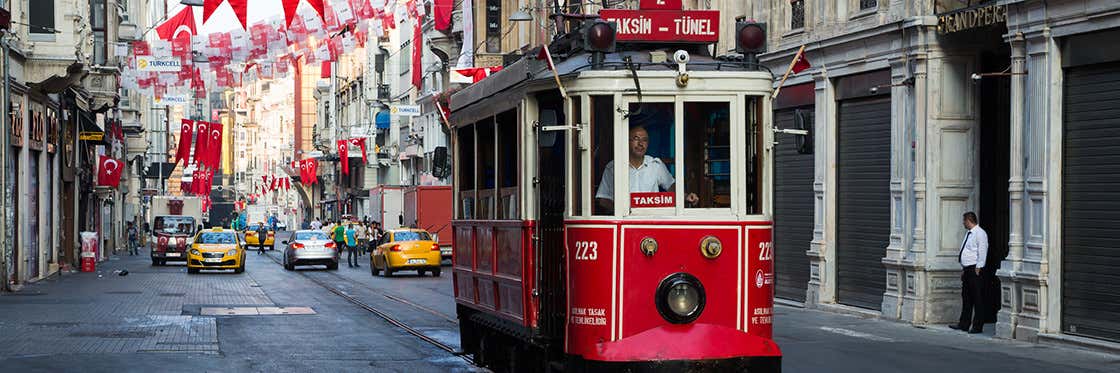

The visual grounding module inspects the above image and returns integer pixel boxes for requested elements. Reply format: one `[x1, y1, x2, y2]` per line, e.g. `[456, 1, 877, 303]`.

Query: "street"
[0, 231, 1115, 372]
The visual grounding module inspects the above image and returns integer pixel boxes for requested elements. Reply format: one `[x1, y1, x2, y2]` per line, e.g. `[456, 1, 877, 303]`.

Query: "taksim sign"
[136, 56, 183, 72]
[599, 9, 719, 43]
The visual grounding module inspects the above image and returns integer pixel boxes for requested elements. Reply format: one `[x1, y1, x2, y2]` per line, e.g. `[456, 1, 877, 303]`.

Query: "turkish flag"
[175, 119, 194, 166]
[193, 121, 210, 168]
[97, 155, 124, 187]
[791, 50, 811, 74]
[283, 0, 326, 26]
[207, 121, 223, 169]
[434, 0, 452, 31]
[156, 6, 198, 41]
[308, 159, 319, 184]
[299, 160, 308, 183]
[411, 22, 422, 88]
[350, 138, 367, 164]
[270, 176, 278, 191]
[284, 177, 291, 190]
[337, 140, 349, 175]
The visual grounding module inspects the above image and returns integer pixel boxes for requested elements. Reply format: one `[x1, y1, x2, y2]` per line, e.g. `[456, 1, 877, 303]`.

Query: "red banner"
[337, 140, 349, 175]
[349, 137, 367, 164]
[193, 121, 210, 168]
[175, 119, 194, 166]
[207, 121, 223, 169]
[96, 155, 124, 187]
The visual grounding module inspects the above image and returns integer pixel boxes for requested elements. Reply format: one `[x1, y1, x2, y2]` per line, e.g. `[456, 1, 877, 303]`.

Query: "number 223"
[574, 241, 598, 261]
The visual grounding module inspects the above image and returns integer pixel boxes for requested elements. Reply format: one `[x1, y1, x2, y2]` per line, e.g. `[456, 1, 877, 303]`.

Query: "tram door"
[535, 92, 568, 349]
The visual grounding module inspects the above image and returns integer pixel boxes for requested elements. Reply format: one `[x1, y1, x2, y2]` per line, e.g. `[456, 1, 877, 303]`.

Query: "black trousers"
[958, 266, 986, 331]
[347, 245, 359, 266]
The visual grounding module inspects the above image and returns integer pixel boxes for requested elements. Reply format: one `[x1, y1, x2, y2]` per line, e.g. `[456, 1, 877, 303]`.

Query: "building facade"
[749, 0, 1120, 348]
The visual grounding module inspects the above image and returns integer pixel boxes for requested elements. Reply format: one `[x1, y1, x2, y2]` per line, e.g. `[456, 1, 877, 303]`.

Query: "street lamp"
[509, 8, 533, 22]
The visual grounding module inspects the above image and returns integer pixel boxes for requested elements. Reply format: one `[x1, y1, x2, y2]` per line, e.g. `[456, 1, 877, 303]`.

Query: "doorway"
[977, 44, 1011, 323]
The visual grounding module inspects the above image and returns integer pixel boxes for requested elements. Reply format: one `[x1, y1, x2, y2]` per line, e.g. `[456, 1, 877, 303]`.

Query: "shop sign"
[598, 9, 719, 43]
[390, 104, 421, 117]
[937, 3, 1007, 34]
[79, 131, 105, 141]
[153, 94, 189, 107]
[136, 56, 183, 72]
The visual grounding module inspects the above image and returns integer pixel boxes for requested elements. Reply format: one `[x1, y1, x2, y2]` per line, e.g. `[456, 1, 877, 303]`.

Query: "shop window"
[590, 96, 614, 216]
[496, 109, 518, 220]
[684, 102, 731, 209]
[457, 126, 475, 219]
[745, 96, 763, 214]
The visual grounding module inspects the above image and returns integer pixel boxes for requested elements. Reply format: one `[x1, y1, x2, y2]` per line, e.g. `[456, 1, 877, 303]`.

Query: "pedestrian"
[126, 222, 139, 256]
[301, 219, 311, 230]
[355, 223, 368, 258]
[332, 221, 347, 258]
[310, 217, 322, 230]
[369, 222, 383, 254]
[345, 223, 360, 268]
[255, 222, 269, 255]
[951, 211, 989, 334]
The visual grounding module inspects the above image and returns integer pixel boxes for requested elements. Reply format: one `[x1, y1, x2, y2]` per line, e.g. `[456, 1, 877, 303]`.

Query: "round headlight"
[655, 273, 706, 324]
[667, 283, 700, 316]
[189, 249, 201, 256]
[226, 249, 238, 256]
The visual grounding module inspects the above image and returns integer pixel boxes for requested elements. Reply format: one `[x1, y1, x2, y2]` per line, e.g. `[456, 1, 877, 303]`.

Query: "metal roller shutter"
[1062, 61, 1120, 342]
[836, 96, 891, 310]
[774, 109, 813, 302]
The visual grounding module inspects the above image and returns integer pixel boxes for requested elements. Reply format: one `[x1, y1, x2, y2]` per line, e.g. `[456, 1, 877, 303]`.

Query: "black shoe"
[949, 324, 966, 331]
[968, 328, 983, 334]
[355, 264, 360, 267]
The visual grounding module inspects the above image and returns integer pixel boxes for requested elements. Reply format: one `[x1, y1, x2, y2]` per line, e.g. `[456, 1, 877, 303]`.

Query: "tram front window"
[595, 102, 698, 211]
[684, 102, 731, 209]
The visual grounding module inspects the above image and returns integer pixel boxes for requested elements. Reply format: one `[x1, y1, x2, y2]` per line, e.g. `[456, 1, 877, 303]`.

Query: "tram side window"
[684, 102, 731, 209]
[496, 109, 518, 220]
[590, 96, 614, 216]
[745, 96, 763, 214]
[478, 119, 497, 219]
[457, 126, 475, 219]
[596, 102, 677, 212]
[571, 96, 583, 216]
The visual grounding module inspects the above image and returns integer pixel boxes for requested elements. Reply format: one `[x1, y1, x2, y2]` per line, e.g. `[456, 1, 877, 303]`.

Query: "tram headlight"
[655, 273, 706, 324]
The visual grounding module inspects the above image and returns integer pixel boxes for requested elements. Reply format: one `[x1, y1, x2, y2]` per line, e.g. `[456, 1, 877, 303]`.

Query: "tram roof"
[449, 49, 771, 115]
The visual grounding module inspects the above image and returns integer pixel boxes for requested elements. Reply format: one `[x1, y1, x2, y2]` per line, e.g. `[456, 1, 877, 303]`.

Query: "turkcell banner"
[136, 56, 183, 72]
[153, 95, 189, 107]
[391, 104, 421, 117]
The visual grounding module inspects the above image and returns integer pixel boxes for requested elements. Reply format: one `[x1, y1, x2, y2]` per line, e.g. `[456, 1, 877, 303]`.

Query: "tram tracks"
[261, 253, 474, 366]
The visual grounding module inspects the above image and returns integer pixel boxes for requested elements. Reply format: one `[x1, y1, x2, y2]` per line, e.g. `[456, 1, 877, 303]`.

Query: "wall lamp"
[971, 71, 1028, 81]
[869, 76, 915, 94]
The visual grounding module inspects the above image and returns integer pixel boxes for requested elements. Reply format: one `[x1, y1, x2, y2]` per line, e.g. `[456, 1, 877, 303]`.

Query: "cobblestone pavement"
[0, 238, 476, 373]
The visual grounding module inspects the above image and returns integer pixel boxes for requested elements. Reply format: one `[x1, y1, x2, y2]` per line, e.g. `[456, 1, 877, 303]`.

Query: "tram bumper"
[580, 323, 781, 372]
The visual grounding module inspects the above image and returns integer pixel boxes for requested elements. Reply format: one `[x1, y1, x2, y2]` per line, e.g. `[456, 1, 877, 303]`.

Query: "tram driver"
[596, 126, 699, 211]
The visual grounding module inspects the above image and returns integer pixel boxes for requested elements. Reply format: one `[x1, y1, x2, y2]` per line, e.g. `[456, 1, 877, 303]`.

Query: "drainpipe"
[0, 29, 10, 292]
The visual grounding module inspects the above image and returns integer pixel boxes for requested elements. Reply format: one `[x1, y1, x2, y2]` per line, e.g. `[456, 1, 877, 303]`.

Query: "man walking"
[255, 222, 269, 255]
[951, 211, 989, 334]
[310, 217, 322, 230]
[345, 223, 360, 268]
[355, 223, 368, 258]
[126, 222, 139, 256]
[332, 221, 347, 258]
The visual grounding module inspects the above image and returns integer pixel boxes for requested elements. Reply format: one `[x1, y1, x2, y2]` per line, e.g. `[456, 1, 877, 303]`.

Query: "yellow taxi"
[244, 223, 276, 249]
[187, 228, 246, 274]
[371, 229, 442, 277]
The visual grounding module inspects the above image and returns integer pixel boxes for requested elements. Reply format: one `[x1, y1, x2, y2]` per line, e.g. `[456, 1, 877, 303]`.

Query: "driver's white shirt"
[595, 155, 675, 200]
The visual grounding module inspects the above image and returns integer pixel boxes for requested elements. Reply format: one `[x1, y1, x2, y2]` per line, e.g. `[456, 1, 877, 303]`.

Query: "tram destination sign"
[599, 9, 720, 43]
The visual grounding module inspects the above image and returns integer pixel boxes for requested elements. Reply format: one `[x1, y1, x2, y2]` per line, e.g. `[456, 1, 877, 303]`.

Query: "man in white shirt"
[310, 218, 322, 230]
[596, 126, 698, 211]
[951, 211, 989, 333]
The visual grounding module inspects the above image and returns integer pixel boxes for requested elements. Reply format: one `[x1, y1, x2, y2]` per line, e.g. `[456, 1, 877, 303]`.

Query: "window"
[485, 0, 502, 53]
[684, 102, 731, 209]
[477, 119, 496, 219]
[392, 231, 432, 242]
[198, 232, 237, 244]
[456, 125, 475, 219]
[91, 0, 107, 64]
[791, 0, 805, 30]
[29, 0, 54, 34]
[496, 109, 518, 219]
[153, 216, 197, 235]
[859, 0, 877, 11]
[745, 96, 763, 214]
[596, 101, 676, 212]
[295, 231, 331, 241]
[570, 96, 583, 216]
[590, 95, 614, 216]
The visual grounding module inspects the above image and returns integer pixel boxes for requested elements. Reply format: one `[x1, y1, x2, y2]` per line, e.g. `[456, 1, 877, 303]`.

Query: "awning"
[78, 111, 107, 145]
[375, 111, 390, 129]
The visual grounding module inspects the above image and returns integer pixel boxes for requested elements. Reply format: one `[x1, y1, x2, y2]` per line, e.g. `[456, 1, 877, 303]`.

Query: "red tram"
[450, 6, 781, 372]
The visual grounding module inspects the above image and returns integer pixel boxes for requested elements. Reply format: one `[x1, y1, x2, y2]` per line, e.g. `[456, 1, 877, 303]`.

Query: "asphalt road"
[0, 230, 1115, 373]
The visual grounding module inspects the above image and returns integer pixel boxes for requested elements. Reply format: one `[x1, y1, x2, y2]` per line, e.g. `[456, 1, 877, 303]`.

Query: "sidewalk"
[775, 304, 1119, 372]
